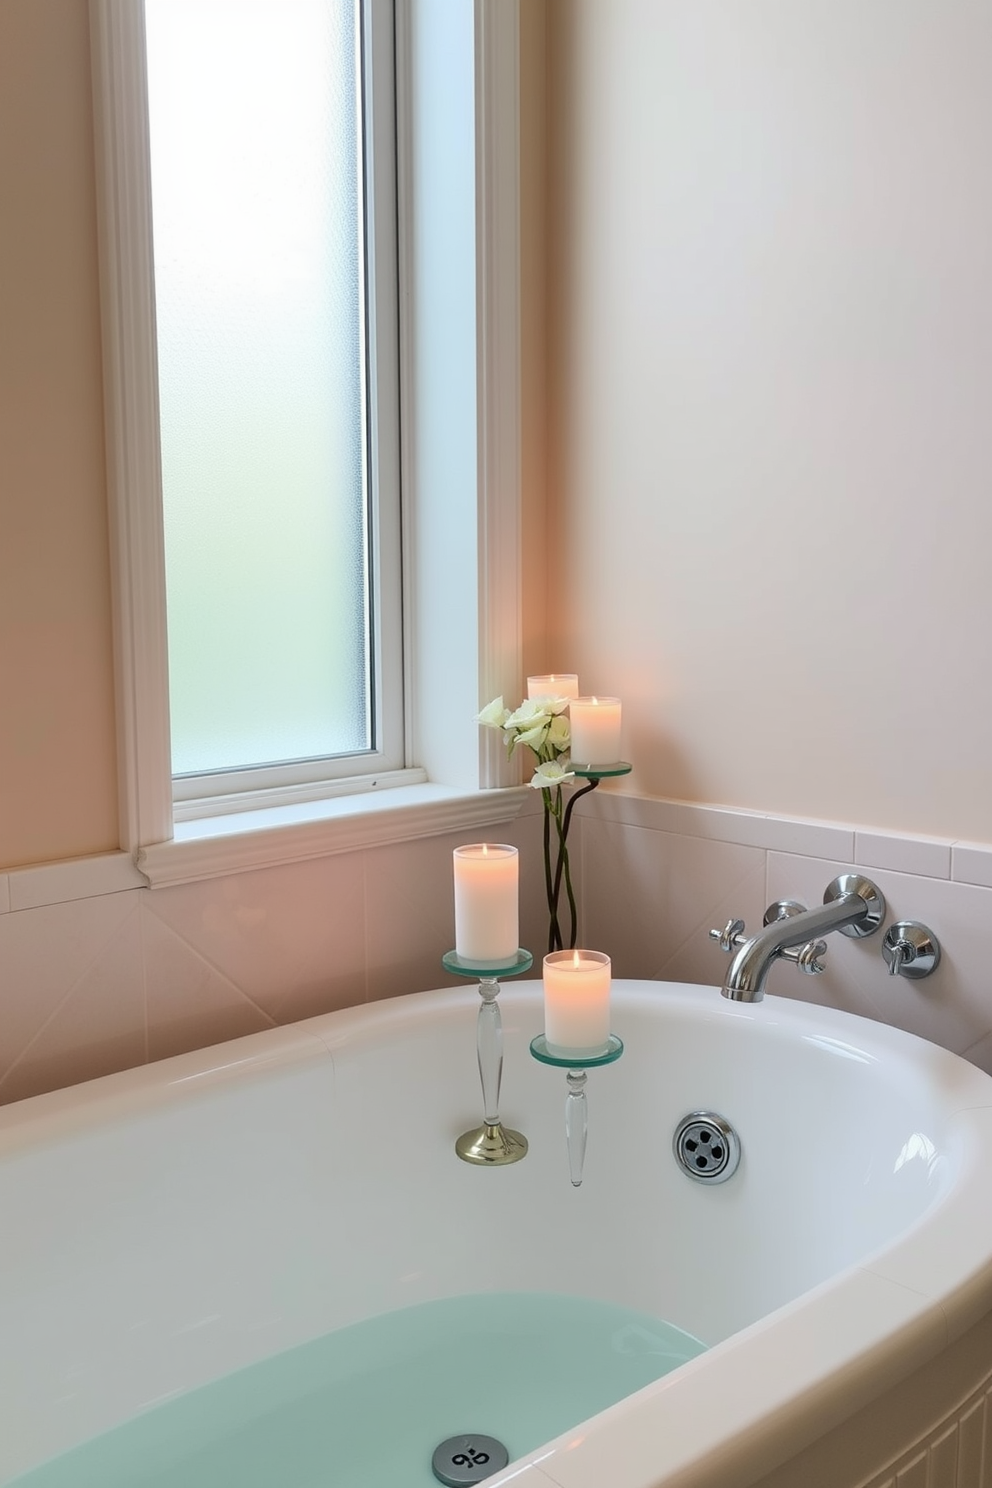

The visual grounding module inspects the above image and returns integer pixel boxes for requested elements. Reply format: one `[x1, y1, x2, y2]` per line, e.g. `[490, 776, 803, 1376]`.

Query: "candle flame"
[572, 949, 581, 968]
[591, 696, 599, 705]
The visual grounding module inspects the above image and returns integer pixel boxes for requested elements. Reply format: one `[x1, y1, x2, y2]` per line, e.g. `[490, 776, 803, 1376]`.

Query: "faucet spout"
[721, 875, 885, 1002]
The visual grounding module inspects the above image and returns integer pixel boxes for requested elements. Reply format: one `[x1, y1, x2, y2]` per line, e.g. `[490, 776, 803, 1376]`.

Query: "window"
[90, 0, 527, 886]
[147, 0, 403, 797]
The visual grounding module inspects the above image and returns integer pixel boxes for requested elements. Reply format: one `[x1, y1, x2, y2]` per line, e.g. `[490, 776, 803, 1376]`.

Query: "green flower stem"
[547, 785, 570, 953]
[553, 809, 578, 949]
[540, 786, 563, 952]
[526, 743, 602, 954]
[551, 776, 601, 949]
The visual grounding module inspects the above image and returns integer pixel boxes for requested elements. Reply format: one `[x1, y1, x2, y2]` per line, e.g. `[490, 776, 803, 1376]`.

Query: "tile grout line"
[140, 899, 278, 1029]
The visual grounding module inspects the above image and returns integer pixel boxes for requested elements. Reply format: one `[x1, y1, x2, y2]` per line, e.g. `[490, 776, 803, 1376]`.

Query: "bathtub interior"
[0, 980, 975, 1484]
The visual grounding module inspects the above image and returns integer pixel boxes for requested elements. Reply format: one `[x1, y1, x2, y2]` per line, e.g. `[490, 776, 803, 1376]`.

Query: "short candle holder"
[529, 1034, 624, 1187]
[443, 948, 534, 1166]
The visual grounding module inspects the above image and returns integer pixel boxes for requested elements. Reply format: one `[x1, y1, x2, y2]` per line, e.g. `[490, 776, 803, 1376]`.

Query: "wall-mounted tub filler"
[710, 874, 886, 1003]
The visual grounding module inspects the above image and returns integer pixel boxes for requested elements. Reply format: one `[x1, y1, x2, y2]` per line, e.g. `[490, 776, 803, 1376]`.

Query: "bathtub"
[3, 979, 992, 1488]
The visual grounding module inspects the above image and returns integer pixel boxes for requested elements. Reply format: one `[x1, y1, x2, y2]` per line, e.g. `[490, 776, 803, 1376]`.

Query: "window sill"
[138, 781, 534, 888]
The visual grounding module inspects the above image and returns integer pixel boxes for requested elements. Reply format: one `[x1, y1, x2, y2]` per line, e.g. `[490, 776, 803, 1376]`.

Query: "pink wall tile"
[0, 905, 144, 1103]
[140, 907, 274, 1063]
[143, 854, 368, 1025]
[0, 889, 142, 1085]
[578, 817, 765, 980]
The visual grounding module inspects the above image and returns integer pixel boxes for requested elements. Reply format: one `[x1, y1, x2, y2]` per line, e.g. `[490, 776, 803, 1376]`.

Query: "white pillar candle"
[527, 673, 580, 700]
[453, 844, 519, 963]
[569, 696, 622, 766]
[543, 950, 611, 1055]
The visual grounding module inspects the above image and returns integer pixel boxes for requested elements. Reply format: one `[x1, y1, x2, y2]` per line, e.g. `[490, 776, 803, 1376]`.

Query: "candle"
[543, 950, 611, 1055]
[527, 674, 579, 700]
[452, 844, 519, 963]
[569, 696, 622, 766]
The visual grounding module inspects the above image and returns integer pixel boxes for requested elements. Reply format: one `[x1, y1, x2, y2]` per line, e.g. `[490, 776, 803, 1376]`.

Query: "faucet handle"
[780, 939, 828, 975]
[881, 922, 941, 979]
[709, 918, 747, 954]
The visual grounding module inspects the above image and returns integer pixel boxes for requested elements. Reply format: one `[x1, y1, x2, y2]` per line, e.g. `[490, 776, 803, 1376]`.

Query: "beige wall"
[546, 0, 992, 840]
[0, 1, 118, 868]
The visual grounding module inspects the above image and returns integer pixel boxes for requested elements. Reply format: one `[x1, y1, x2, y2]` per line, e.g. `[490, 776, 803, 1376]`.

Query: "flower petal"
[529, 759, 576, 788]
[547, 714, 571, 750]
[476, 696, 510, 729]
[505, 699, 549, 729]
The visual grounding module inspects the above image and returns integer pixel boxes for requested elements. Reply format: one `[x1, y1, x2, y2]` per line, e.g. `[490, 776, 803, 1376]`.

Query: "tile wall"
[0, 813, 548, 1105]
[2, 790, 991, 1105]
[578, 793, 992, 1073]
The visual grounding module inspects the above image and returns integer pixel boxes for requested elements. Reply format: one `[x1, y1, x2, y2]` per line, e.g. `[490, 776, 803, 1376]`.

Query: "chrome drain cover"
[673, 1111, 741, 1184]
[432, 1435, 510, 1486]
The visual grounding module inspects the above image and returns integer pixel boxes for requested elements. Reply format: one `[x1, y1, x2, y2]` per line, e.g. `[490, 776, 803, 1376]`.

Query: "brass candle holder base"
[455, 1121, 528, 1166]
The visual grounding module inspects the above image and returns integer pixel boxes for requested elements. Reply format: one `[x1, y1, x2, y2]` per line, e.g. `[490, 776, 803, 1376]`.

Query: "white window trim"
[90, 0, 530, 888]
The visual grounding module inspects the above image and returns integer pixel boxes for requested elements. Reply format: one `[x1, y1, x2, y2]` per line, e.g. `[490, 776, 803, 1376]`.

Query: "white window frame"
[90, 0, 529, 887]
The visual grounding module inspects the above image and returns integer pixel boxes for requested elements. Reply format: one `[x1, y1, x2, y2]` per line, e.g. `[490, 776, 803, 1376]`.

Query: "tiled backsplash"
[0, 816, 549, 1106]
[578, 793, 992, 1072]
[2, 792, 991, 1104]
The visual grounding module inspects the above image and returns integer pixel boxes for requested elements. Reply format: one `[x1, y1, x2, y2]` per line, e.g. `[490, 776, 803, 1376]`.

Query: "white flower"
[476, 696, 510, 729]
[529, 759, 575, 789]
[527, 693, 571, 716]
[515, 721, 550, 750]
[504, 698, 551, 730]
[546, 714, 570, 752]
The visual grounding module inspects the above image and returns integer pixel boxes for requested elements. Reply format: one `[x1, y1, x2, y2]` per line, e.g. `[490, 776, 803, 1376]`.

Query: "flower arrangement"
[477, 693, 581, 954]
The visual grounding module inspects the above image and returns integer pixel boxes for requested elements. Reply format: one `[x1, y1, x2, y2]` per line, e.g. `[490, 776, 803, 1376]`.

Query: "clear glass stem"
[477, 978, 503, 1127]
[565, 1069, 588, 1187]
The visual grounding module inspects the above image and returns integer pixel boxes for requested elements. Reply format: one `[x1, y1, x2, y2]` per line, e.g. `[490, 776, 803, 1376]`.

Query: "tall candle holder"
[443, 948, 533, 1166]
[529, 1034, 624, 1187]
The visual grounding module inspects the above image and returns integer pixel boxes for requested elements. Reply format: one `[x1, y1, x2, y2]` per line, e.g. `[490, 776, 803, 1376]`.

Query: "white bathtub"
[3, 979, 992, 1488]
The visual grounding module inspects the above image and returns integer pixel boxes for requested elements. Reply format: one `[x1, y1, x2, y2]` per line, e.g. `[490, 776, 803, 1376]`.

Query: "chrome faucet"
[711, 875, 886, 1003]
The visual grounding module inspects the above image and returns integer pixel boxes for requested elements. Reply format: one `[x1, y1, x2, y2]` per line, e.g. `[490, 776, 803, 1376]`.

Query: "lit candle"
[569, 696, 622, 766]
[527, 674, 580, 700]
[452, 844, 519, 963]
[543, 950, 612, 1055]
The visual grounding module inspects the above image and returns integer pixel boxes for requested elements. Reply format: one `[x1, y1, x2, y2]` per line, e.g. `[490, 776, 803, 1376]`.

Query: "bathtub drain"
[673, 1111, 741, 1184]
[432, 1434, 510, 1485]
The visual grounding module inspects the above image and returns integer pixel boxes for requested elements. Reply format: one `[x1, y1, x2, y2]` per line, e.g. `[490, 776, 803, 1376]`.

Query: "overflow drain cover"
[673, 1111, 741, 1184]
[432, 1434, 510, 1486]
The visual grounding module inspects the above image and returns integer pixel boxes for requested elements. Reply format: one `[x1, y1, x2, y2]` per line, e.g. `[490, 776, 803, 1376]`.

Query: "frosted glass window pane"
[145, 0, 370, 776]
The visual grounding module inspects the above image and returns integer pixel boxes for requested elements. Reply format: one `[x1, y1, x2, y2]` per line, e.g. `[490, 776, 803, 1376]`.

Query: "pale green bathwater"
[11, 1292, 706, 1488]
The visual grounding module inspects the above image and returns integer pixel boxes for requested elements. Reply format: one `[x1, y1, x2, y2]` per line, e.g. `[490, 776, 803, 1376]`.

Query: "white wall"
[547, 0, 992, 841]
